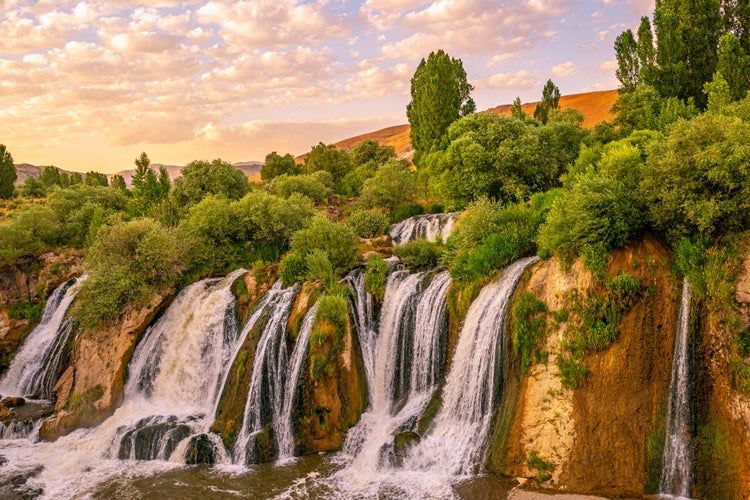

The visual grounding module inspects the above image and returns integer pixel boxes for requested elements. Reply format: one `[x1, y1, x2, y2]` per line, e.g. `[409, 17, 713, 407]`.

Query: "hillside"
[324, 89, 618, 159]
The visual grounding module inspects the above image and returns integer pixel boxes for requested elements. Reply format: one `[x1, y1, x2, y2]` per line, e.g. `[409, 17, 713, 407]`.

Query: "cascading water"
[336, 257, 536, 497]
[0, 276, 85, 400]
[276, 301, 318, 460]
[659, 280, 694, 499]
[344, 268, 379, 395]
[0, 269, 248, 498]
[232, 284, 299, 465]
[390, 212, 459, 245]
[337, 269, 451, 490]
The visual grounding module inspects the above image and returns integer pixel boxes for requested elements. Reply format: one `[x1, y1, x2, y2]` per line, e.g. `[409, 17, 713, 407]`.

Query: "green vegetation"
[346, 209, 390, 239]
[695, 419, 741, 499]
[0, 144, 17, 200]
[171, 158, 250, 208]
[407, 49, 475, 166]
[527, 450, 555, 482]
[364, 257, 390, 301]
[72, 218, 187, 328]
[261, 151, 300, 181]
[511, 292, 548, 377]
[291, 216, 359, 277]
[393, 240, 441, 270]
[309, 294, 349, 380]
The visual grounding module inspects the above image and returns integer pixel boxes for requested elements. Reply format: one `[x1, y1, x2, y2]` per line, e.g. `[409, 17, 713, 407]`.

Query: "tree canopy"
[406, 49, 475, 166]
[0, 144, 17, 199]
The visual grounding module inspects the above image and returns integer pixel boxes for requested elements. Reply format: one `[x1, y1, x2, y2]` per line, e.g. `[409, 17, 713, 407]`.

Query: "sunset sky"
[1, 0, 652, 173]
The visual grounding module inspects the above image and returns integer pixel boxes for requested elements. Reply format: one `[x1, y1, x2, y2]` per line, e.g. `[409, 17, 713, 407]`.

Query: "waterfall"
[277, 302, 318, 460]
[0, 276, 85, 400]
[390, 212, 459, 245]
[232, 284, 298, 465]
[112, 268, 247, 462]
[659, 280, 694, 499]
[339, 270, 451, 483]
[344, 268, 378, 396]
[404, 257, 538, 475]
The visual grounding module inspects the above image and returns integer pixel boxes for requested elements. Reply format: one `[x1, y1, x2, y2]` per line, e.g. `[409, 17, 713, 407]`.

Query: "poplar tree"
[717, 32, 750, 100]
[533, 79, 561, 124]
[615, 29, 640, 91]
[407, 49, 475, 166]
[0, 144, 16, 199]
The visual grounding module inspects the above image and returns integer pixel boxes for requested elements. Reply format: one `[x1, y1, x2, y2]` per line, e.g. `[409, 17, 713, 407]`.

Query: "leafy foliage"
[266, 172, 332, 203]
[303, 143, 352, 182]
[407, 49, 475, 165]
[346, 209, 390, 239]
[0, 144, 16, 200]
[261, 151, 300, 181]
[364, 257, 390, 301]
[171, 159, 250, 208]
[358, 160, 416, 211]
[72, 218, 186, 328]
[290, 215, 359, 276]
[512, 292, 548, 377]
[393, 239, 441, 269]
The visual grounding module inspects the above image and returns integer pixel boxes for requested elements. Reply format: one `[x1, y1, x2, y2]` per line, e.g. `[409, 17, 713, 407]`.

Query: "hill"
[322, 89, 618, 160]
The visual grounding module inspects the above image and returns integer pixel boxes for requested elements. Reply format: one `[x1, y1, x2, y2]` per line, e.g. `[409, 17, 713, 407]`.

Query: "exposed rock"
[52, 366, 74, 412]
[393, 431, 420, 466]
[502, 257, 591, 484]
[0, 403, 15, 422]
[294, 316, 368, 453]
[1, 397, 25, 408]
[185, 434, 218, 465]
[40, 292, 173, 440]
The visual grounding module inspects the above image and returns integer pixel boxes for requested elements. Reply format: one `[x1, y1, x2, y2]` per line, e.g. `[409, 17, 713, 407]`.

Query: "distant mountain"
[13, 161, 263, 187]
[318, 89, 619, 160]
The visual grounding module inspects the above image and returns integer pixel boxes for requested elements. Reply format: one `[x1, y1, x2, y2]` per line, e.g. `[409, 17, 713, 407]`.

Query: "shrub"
[72, 218, 186, 328]
[267, 173, 331, 203]
[309, 294, 350, 379]
[393, 239, 441, 269]
[364, 257, 390, 301]
[346, 209, 390, 239]
[358, 160, 416, 211]
[527, 451, 556, 482]
[171, 159, 250, 208]
[290, 216, 359, 276]
[279, 253, 306, 287]
[305, 249, 335, 285]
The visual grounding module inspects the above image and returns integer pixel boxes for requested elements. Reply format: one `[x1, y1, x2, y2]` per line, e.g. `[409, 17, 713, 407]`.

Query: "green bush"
[557, 350, 588, 389]
[171, 159, 250, 208]
[279, 253, 306, 287]
[389, 203, 424, 223]
[364, 257, 390, 301]
[72, 218, 186, 328]
[8, 301, 44, 323]
[310, 294, 350, 379]
[346, 209, 390, 239]
[393, 240, 441, 269]
[446, 198, 543, 285]
[527, 451, 556, 482]
[358, 160, 416, 211]
[267, 173, 331, 203]
[305, 249, 335, 285]
[290, 216, 359, 276]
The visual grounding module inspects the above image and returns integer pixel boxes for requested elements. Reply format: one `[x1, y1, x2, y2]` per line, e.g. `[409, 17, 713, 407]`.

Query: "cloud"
[599, 59, 618, 72]
[485, 69, 539, 90]
[551, 61, 578, 78]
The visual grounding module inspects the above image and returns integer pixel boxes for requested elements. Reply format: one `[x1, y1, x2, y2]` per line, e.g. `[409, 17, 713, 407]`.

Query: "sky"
[1, 0, 654, 173]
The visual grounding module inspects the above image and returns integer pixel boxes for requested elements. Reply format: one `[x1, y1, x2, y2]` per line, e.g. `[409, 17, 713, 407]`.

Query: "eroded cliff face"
[499, 236, 679, 497]
[39, 292, 172, 440]
[692, 250, 750, 499]
[0, 251, 83, 375]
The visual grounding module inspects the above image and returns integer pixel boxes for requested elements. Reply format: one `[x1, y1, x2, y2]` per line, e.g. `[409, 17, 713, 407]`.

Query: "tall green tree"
[615, 29, 640, 91]
[637, 16, 657, 83]
[0, 144, 16, 199]
[406, 49, 475, 166]
[511, 97, 527, 120]
[723, 0, 750, 53]
[84, 171, 108, 187]
[303, 143, 351, 182]
[717, 32, 750, 100]
[533, 79, 561, 124]
[40, 166, 61, 187]
[171, 158, 250, 208]
[111, 174, 127, 190]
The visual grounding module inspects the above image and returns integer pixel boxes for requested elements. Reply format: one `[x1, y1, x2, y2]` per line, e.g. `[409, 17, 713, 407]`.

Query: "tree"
[20, 176, 46, 198]
[158, 166, 171, 196]
[533, 79, 561, 124]
[84, 171, 108, 187]
[350, 139, 395, 167]
[132, 152, 151, 190]
[717, 33, 750, 101]
[40, 166, 61, 187]
[303, 143, 351, 182]
[0, 144, 16, 199]
[261, 151, 300, 181]
[511, 97, 528, 120]
[357, 159, 416, 211]
[110, 174, 127, 190]
[637, 16, 656, 84]
[406, 49, 475, 165]
[171, 158, 250, 208]
[615, 29, 640, 91]
[70, 172, 83, 185]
